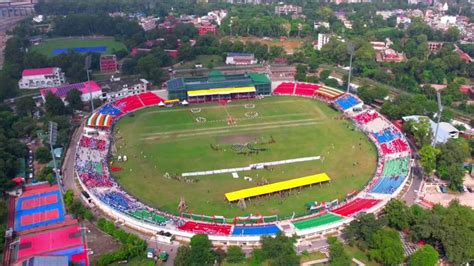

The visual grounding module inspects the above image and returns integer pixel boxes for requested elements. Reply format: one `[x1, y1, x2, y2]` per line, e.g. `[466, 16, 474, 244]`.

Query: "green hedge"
[94, 218, 147, 266]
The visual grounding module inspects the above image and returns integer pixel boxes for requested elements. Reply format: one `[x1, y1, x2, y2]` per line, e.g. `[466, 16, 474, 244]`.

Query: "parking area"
[420, 174, 474, 208]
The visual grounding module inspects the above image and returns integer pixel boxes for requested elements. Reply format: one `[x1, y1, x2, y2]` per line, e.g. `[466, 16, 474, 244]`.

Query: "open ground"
[31, 36, 126, 57]
[226, 36, 305, 55]
[112, 96, 377, 218]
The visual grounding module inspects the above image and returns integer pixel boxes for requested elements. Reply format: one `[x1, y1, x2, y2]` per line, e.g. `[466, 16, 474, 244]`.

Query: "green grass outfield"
[112, 96, 377, 218]
[31, 37, 126, 57]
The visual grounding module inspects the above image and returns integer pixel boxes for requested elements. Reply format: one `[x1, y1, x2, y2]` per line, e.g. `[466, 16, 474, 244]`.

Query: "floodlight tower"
[48, 121, 63, 193]
[84, 55, 95, 112]
[346, 43, 355, 94]
[432, 91, 443, 146]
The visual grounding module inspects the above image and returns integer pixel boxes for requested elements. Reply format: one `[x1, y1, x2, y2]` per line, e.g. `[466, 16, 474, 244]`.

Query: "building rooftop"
[402, 115, 459, 144]
[24, 256, 69, 266]
[40, 81, 101, 99]
[22, 68, 56, 77]
[98, 77, 148, 92]
[227, 52, 254, 57]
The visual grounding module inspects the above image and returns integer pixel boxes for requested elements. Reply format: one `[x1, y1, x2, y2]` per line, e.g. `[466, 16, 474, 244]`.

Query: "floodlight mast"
[346, 43, 355, 94]
[432, 91, 443, 146]
[84, 55, 95, 112]
[48, 121, 62, 193]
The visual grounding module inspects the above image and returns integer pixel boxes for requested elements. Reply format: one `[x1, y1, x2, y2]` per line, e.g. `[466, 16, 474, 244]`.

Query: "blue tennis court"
[232, 224, 281, 236]
[15, 190, 65, 231]
[52, 46, 107, 56]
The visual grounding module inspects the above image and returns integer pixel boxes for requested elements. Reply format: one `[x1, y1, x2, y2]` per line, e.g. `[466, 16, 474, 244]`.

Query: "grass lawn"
[112, 96, 377, 218]
[31, 36, 126, 57]
[176, 54, 224, 69]
[345, 245, 380, 266]
[109, 256, 156, 266]
[300, 251, 327, 262]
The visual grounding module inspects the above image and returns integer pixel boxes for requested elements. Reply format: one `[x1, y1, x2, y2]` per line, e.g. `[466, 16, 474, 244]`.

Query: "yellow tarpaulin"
[225, 173, 331, 202]
[188, 86, 256, 97]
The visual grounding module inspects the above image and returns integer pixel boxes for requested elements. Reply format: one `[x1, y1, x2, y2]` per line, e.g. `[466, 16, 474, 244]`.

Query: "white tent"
[181, 100, 189, 105]
[158, 101, 165, 107]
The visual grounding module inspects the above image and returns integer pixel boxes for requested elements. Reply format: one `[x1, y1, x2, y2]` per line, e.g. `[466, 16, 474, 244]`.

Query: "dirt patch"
[227, 36, 305, 55]
[85, 220, 121, 260]
[218, 134, 258, 144]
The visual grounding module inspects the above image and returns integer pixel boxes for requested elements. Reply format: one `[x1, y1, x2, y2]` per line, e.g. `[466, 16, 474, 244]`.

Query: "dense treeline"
[174, 232, 299, 266]
[0, 109, 29, 193]
[52, 14, 145, 48]
[384, 200, 474, 264]
[35, 0, 230, 17]
[346, 199, 474, 265]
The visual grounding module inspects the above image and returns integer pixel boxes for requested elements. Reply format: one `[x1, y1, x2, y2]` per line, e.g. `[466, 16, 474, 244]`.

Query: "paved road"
[61, 124, 83, 196]
[60, 124, 181, 264]
[402, 168, 423, 205]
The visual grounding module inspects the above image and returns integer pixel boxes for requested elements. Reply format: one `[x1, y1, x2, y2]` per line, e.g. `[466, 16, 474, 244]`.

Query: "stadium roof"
[188, 86, 256, 97]
[86, 113, 113, 128]
[225, 173, 331, 201]
[167, 73, 270, 92]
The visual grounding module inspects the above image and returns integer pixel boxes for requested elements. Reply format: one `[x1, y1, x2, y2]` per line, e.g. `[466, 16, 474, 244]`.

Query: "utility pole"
[346, 43, 355, 94]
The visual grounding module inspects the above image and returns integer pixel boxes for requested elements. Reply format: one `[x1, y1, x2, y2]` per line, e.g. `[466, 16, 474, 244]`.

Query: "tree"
[226, 246, 245, 263]
[63, 189, 74, 208]
[44, 92, 66, 116]
[65, 89, 83, 111]
[444, 27, 460, 42]
[403, 117, 433, 147]
[324, 78, 339, 88]
[328, 237, 351, 266]
[409, 244, 439, 266]
[419, 145, 440, 176]
[319, 69, 331, 80]
[174, 246, 191, 266]
[35, 146, 51, 164]
[15, 97, 36, 116]
[0, 71, 18, 101]
[437, 138, 470, 189]
[295, 64, 307, 81]
[137, 53, 163, 83]
[260, 232, 299, 266]
[385, 199, 413, 231]
[369, 229, 405, 265]
[357, 86, 388, 104]
[317, 7, 334, 21]
[345, 213, 386, 249]
[178, 43, 196, 61]
[187, 234, 215, 266]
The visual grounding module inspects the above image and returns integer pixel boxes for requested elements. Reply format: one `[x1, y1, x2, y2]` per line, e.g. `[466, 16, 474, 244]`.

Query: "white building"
[402, 115, 459, 144]
[18, 67, 65, 90]
[439, 15, 457, 25]
[98, 77, 149, 101]
[316, 33, 331, 50]
[139, 16, 158, 31]
[225, 53, 257, 65]
[274, 5, 302, 16]
[314, 21, 330, 30]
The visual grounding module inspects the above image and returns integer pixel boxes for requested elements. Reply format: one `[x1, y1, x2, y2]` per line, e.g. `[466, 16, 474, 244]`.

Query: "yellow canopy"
[188, 86, 256, 97]
[225, 173, 331, 202]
